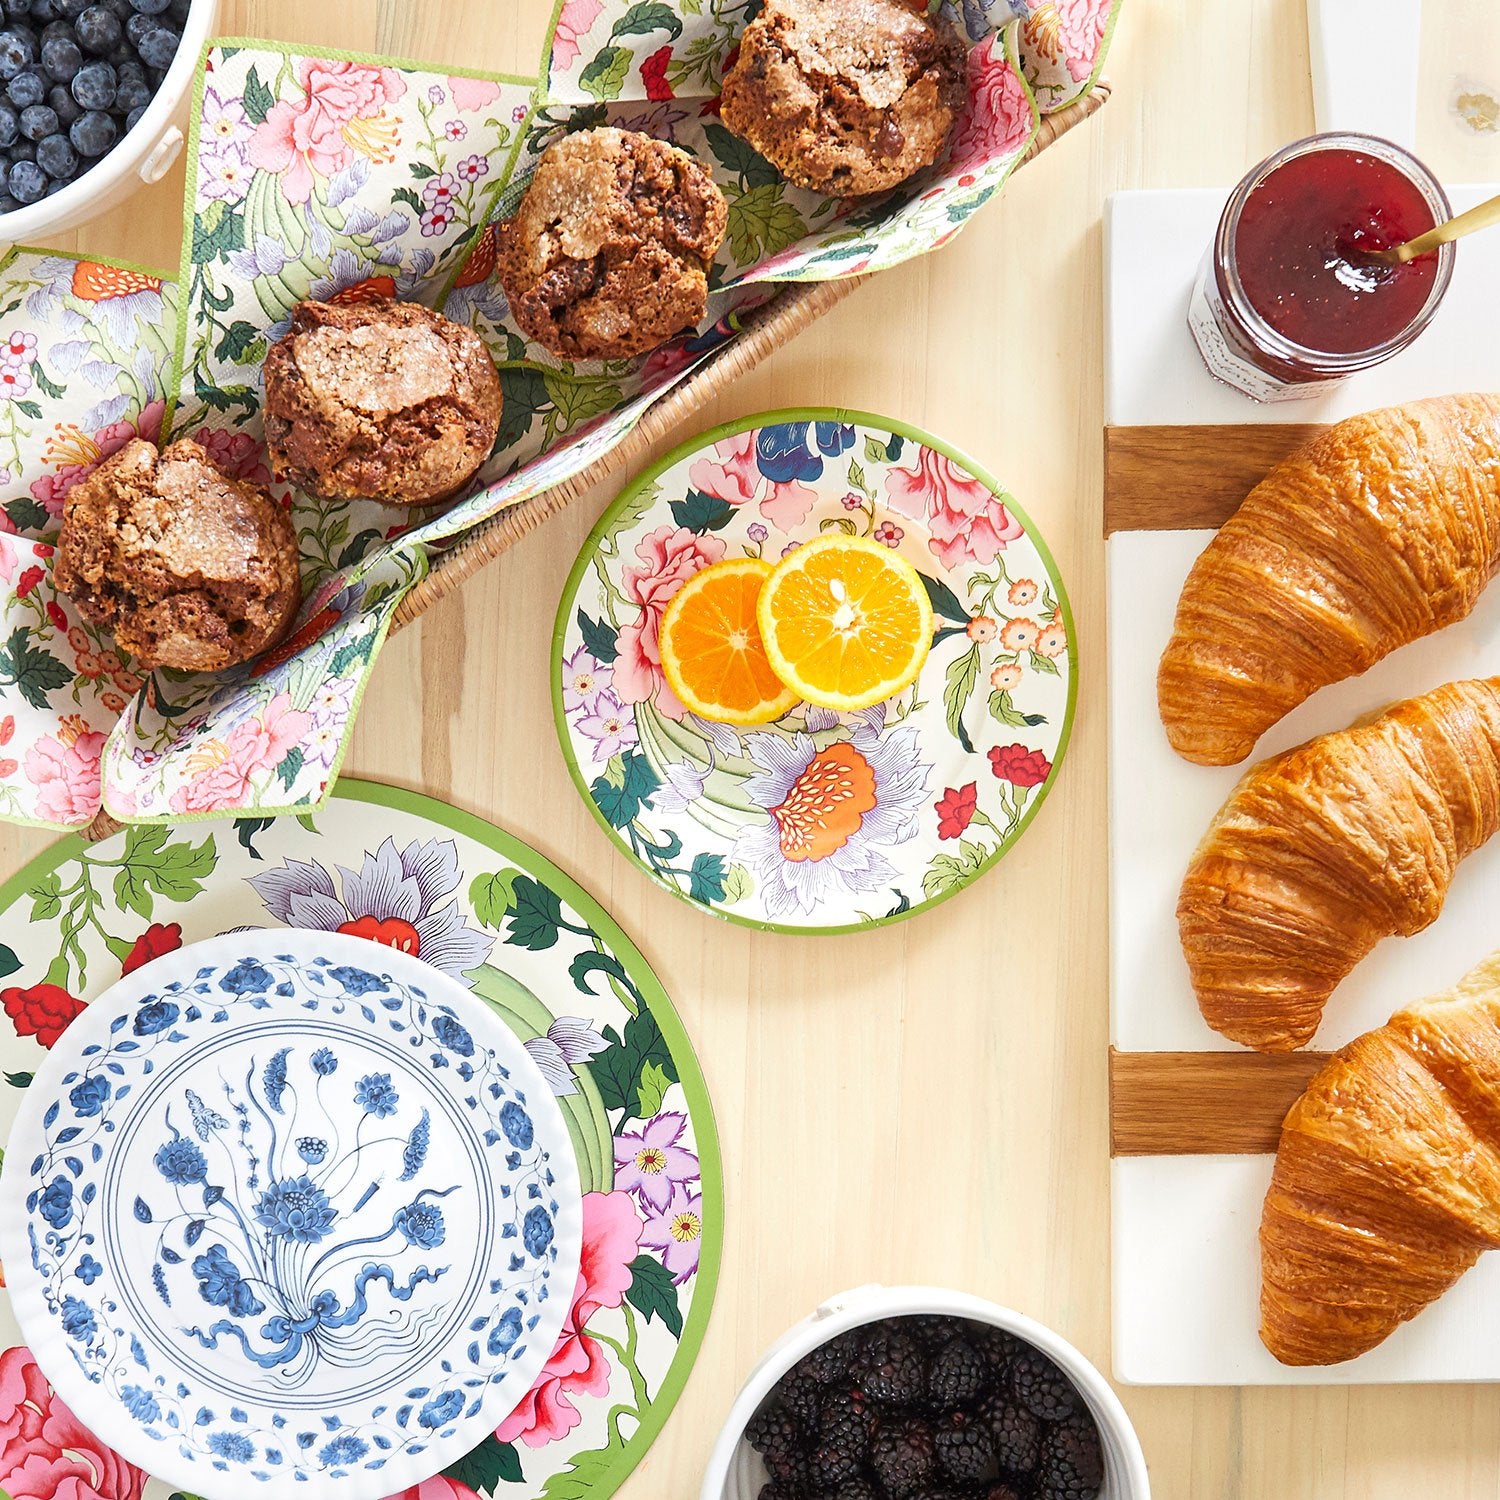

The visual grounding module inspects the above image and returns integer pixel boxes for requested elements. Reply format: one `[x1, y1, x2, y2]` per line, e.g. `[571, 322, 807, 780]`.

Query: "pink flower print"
[1057, 0, 1110, 81]
[614, 1112, 700, 1213]
[497, 1191, 642, 1449]
[422, 172, 458, 207]
[613, 524, 726, 719]
[689, 430, 759, 506]
[885, 445, 1025, 570]
[421, 204, 457, 237]
[25, 731, 105, 825]
[444, 119, 466, 141]
[841, 492, 864, 511]
[168, 693, 312, 814]
[388, 1478, 483, 1500]
[247, 58, 406, 204]
[550, 0, 605, 70]
[456, 154, 488, 182]
[575, 689, 637, 761]
[447, 75, 502, 113]
[758, 479, 817, 531]
[640, 1183, 704, 1285]
[949, 38, 1036, 171]
[873, 520, 904, 547]
[0, 533, 17, 582]
[192, 426, 273, 488]
[29, 400, 166, 518]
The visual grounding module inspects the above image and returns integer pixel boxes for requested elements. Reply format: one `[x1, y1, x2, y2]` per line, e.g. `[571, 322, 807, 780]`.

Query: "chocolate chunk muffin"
[262, 296, 503, 506]
[720, 0, 969, 197]
[496, 127, 728, 361]
[53, 437, 301, 674]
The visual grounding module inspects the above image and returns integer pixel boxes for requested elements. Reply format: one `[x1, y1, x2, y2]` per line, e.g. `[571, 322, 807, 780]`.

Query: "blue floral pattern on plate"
[0, 930, 582, 1500]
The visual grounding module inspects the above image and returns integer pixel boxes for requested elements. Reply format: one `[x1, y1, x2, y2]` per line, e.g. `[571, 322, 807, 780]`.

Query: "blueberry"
[68, 56, 110, 105]
[7, 154, 41, 198]
[35, 125, 70, 174]
[0, 100, 15, 143]
[46, 81, 75, 120]
[75, 4, 117, 50]
[1, 0, 30, 16]
[28, 0, 57, 17]
[18, 99, 51, 136]
[0, 27, 34, 78]
[56, 0, 86, 16]
[66, 101, 108, 153]
[0, 190, 17, 210]
[5, 65, 41, 105]
[39, 32, 77, 78]
[8, 134, 31, 157]
[113, 52, 139, 84]
[134, 22, 171, 67]
[128, 0, 169, 12]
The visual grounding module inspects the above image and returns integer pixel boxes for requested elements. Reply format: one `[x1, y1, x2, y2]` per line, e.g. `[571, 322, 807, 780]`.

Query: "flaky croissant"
[1261, 949, 1500, 1365]
[1158, 393, 1500, 766]
[1179, 678, 1500, 1052]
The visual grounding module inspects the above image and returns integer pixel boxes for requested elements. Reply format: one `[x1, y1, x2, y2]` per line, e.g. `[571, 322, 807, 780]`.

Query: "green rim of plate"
[550, 406, 1079, 937]
[0, 777, 724, 1500]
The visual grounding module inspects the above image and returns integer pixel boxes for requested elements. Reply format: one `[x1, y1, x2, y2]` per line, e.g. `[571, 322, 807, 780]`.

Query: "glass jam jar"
[1188, 131, 1455, 402]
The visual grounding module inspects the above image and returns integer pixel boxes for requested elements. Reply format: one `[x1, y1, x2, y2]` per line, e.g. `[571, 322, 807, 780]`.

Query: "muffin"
[719, 0, 969, 197]
[262, 296, 503, 506]
[496, 127, 728, 361]
[53, 437, 301, 674]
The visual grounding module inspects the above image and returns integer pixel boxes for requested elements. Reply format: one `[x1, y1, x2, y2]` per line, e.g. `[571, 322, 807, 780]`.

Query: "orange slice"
[659, 558, 799, 725]
[757, 534, 933, 711]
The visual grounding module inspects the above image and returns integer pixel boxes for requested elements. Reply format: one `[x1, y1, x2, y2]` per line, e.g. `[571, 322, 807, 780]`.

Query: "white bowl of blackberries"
[0, 0, 218, 237]
[702, 1288, 1149, 1500]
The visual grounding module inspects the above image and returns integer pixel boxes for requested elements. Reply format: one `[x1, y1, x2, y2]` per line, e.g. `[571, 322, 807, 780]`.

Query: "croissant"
[1179, 678, 1500, 1052]
[1261, 949, 1500, 1365]
[1158, 393, 1500, 766]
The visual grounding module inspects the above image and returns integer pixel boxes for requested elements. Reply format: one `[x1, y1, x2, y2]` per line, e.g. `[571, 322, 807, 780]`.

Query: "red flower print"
[121, 922, 183, 976]
[338, 914, 422, 956]
[15, 565, 43, 598]
[0, 715, 12, 746]
[329, 275, 398, 307]
[988, 743, 1052, 789]
[935, 783, 978, 840]
[641, 45, 674, 100]
[2, 983, 86, 1048]
[45, 602, 66, 630]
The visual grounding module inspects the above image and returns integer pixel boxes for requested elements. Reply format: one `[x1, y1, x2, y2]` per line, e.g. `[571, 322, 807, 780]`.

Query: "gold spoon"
[1369, 187, 1500, 264]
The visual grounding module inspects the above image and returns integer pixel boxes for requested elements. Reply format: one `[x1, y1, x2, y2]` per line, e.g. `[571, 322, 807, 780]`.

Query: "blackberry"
[972, 1326, 1024, 1379]
[981, 1394, 1041, 1477]
[851, 1325, 927, 1406]
[797, 1328, 863, 1385]
[776, 1370, 823, 1429]
[757, 1485, 800, 1500]
[1008, 1349, 1078, 1424]
[904, 1315, 962, 1352]
[927, 1336, 988, 1409]
[933, 1410, 998, 1484]
[830, 1482, 881, 1500]
[745, 1404, 806, 1487]
[1034, 1415, 1104, 1500]
[968, 1486, 1023, 1500]
[869, 1416, 936, 1499]
[809, 1418, 864, 1489]
[817, 1388, 872, 1456]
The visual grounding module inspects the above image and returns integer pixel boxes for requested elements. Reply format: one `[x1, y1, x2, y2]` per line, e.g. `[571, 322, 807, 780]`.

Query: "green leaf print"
[569, 950, 643, 1008]
[32, 362, 64, 400]
[496, 366, 550, 453]
[11, 399, 41, 420]
[241, 64, 274, 126]
[593, 1007, 678, 1121]
[579, 45, 631, 101]
[921, 839, 990, 899]
[442, 1433, 524, 1492]
[0, 944, 20, 980]
[504, 876, 567, 951]
[611, 0, 683, 40]
[942, 642, 980, 754]
[469, 868, 521, 930]
[539, 1430, 630, 1500]
[29, 871, 61, 921]
[636, 1059, 670, 1118]
[112, 826, 216, 919]
[576, 610, 619, 664]
[543, 370, 623, 430]
[1028, 648, 1061, 676]
[4, 497, 46, 531]
[702, 123, 779, 188]
[625, 1252, 684, 1336]
[590, 750, 660, 828]
[191, 199, 245, 265]
[720, 863, 754, 904]
[392, 186, 424, 215]
[725, 182, 807, 266]
[920, 571, 970, 625]
[275, 745, 305, 791]
[989, 688, 1046, 729]
[213, 320, 262, 363]
[668, 489, 734, 534]
[687, 850, 727, 904]
[0, 627, 72, 711]
[4, 1069, 32, 1087]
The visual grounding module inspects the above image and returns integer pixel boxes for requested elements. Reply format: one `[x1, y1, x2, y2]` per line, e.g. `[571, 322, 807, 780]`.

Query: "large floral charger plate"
[0, 780, 720, 1500]
[0, 929, 583, 1500]
[552, 410, 1077, 934]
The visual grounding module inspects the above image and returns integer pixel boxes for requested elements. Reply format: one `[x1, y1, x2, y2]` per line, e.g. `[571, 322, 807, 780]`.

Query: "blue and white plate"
[0, 930, 582, 1500]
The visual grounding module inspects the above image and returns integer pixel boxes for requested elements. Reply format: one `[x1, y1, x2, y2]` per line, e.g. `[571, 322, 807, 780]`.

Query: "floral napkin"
[0, 0, 1119, 830]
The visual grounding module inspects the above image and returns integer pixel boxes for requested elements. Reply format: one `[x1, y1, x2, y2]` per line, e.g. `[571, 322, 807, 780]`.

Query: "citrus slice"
[659, 558, 800, 725]
[757, 534, 933, 711]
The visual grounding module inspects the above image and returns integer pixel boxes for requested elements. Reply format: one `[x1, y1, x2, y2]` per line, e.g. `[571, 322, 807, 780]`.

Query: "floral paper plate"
[0, 929, 582, 1500]
[0, 780, 721, 1500]
[552, 410, 1077, 934]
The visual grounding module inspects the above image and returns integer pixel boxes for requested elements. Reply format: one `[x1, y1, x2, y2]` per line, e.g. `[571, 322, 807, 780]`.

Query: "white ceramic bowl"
[702, 1284, 1151, 1500]
[0, 0, 218, 243]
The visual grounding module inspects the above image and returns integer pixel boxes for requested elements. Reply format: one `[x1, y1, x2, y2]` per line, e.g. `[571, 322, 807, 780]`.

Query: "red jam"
[1233, 148, 1439, 355]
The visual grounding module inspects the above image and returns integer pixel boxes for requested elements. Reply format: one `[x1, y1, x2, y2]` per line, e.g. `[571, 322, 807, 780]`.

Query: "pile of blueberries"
[0, 0, 191, 209]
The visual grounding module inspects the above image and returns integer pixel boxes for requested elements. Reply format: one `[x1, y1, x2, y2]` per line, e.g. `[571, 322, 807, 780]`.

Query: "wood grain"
[1103, 423, 1325, 534]
[4, 5, 1500, 1500]
[1110, 1048, 1332, 1156]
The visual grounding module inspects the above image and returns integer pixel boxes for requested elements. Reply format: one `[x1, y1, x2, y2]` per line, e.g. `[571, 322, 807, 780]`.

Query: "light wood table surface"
[8, 3, 1500, 1497]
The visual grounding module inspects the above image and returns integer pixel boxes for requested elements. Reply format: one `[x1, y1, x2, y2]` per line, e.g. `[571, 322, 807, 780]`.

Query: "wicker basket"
[82, 81, 1107, 841]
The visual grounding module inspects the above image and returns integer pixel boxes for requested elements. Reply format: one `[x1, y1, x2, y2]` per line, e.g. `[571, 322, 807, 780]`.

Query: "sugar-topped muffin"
[53, 437, 301, 673]
[720, 0, 969, 197]
[262, 296, 503, 506]
[496, 127, 728, 361]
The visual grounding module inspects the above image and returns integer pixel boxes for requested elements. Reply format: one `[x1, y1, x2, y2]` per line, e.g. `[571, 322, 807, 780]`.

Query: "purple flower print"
[640, 1182, 704, 1285]
[428, 84, 446, 104]
[445, 119, 467, 140]
[456, 154, 489, 183]
[561, 645, 611, 713]
[576, 690, 637, 761]
[614, 1112, 700, 1213]
[248, 837, 493, 984]
[746, 522, 769, 543]
[421, 204, 457, 237]
[524, 1017, 609, 1096]
[202, 87, 252, 149]
[200, 141, 252, 204]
